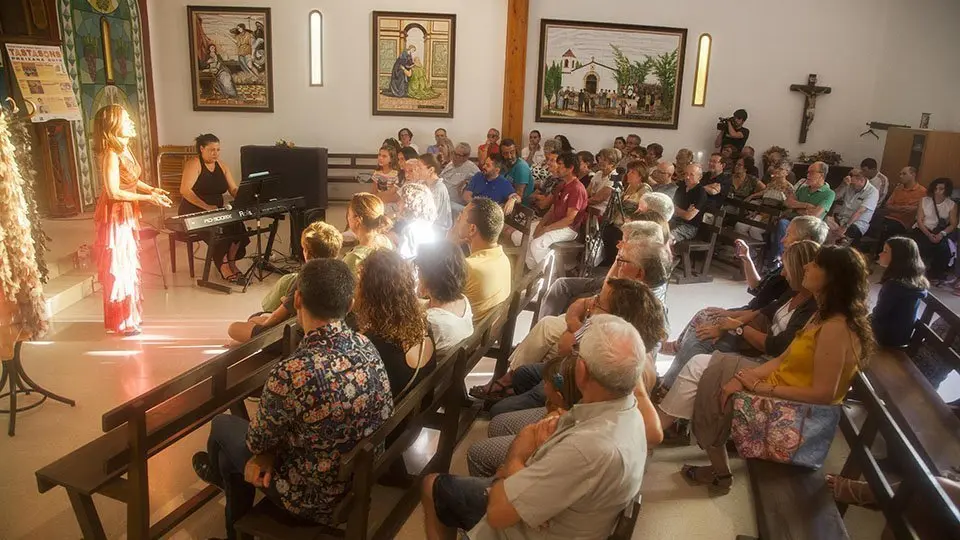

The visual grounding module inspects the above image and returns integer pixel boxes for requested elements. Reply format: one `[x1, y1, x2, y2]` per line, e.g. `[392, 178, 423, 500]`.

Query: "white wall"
[523, 0, 898, 165]
[147, 0, 508, 172]
[148, 0, 960, 173]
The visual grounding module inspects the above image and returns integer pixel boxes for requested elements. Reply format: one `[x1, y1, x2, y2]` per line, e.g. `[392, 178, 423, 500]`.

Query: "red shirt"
[550, 177, 589, 230]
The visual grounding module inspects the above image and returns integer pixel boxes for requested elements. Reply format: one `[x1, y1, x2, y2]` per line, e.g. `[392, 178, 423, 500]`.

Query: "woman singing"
[179, 134, 250, 284]
[93, 105, 172, 336]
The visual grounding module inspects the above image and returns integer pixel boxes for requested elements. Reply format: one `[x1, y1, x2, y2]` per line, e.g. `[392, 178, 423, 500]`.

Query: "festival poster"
[5, 44, 82, 123]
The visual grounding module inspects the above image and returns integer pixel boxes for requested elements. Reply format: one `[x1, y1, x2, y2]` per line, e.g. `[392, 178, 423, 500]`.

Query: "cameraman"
[715, 109, 750, 152]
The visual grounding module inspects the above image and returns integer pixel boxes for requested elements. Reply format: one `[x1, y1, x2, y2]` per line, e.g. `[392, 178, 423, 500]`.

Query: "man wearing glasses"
[478, 128, 501, 165]
[440, 142, 480, 211]
[767, 161, 835, 266]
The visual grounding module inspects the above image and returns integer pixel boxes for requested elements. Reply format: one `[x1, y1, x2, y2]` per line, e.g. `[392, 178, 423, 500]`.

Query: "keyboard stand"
[196, 219, 282, 294]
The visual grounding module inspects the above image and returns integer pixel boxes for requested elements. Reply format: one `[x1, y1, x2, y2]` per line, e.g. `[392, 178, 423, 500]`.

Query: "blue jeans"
[767, 218, 790, 265]
[661, 330, 737, 388]
[207, 414, 286, 540]
[489, 364, 546, 417]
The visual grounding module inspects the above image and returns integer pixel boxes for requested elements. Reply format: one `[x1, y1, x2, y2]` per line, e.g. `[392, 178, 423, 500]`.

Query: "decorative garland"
[0, 108, 48, 340]
[4, 102, 50, 283]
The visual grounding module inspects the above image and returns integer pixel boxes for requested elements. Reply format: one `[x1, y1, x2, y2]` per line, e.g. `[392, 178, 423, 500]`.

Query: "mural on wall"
[58, 0, 153, 207]
[372, 11, 456, 118]
[187, 6, 273, 112]
[536, 19, 687, 130]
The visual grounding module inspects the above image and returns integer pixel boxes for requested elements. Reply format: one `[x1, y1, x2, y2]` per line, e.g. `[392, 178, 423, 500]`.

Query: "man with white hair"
[440, 141, 480, 209]
[670, 163, 708, 242]
[423, 315, 648, 540]
[539, 238, 671, 320]
[637, 191, 675, 221]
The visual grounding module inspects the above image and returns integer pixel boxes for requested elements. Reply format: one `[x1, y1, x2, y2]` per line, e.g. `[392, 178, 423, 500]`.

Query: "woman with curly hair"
[393, 181, 439, 259]
[354, 249, 435, 398]
[678, 245, 873, 494]
[673, 148, 694, 182]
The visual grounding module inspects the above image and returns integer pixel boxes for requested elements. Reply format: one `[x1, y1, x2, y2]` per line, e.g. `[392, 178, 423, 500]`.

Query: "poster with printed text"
[5, 44, 83, 123]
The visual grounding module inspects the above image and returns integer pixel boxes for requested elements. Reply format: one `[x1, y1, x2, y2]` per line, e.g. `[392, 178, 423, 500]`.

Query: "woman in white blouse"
[913, 177, 958, 282]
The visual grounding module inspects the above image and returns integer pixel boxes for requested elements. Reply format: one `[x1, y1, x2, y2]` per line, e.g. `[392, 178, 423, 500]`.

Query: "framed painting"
[535, 19, 687, 129]
[187, 6, 273, 112]
[372, 11, 456, 118]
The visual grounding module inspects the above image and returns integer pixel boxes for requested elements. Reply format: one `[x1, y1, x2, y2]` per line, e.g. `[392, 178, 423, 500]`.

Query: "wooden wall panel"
[501, 0, 529, 143]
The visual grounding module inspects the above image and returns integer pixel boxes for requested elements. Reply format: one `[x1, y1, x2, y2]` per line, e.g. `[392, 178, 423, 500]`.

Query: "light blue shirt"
[505, 159, 534, 200]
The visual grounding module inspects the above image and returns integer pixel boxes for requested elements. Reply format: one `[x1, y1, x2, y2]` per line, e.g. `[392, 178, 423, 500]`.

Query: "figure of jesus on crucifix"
[790, 73, 832, 143]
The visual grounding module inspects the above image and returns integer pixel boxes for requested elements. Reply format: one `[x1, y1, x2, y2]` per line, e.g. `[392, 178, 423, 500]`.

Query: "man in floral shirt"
[193, 259, 393, 539]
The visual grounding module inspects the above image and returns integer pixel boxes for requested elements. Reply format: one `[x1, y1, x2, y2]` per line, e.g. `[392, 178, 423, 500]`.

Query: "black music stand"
[237, 174, 282, 292]
[1, 341, 75, 436]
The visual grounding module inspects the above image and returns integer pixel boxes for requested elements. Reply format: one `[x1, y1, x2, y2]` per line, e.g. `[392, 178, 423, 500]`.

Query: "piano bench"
[168, 231, 202, 278]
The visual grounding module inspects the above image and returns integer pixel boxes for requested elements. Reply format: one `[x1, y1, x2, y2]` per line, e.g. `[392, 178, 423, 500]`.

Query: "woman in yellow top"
[681, 245, 874, 494]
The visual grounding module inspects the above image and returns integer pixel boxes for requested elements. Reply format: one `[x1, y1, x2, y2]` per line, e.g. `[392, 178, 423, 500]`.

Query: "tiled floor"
[3, 212, 958, 538]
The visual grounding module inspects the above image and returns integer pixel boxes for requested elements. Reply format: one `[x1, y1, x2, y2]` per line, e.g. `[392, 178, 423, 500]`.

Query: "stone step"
[44, 272, 97, 317]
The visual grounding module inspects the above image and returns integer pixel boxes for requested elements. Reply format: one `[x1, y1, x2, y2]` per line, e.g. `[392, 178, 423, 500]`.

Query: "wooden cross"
[790, 74, 832, 144]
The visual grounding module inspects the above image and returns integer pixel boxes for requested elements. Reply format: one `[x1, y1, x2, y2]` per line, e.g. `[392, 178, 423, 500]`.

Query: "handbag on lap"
[730, 391, 841, 469]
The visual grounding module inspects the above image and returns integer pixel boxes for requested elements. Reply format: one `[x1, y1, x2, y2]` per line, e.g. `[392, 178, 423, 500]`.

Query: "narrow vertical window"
[101, 17, 115, 84]
[309, 11, 323, 86]
[692, 33, 711, 107]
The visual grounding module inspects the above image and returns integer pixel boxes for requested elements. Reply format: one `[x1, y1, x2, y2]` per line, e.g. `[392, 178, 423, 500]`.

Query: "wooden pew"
[233, 345, 471, 540]
[35, 323, 292, 540]
[502, 202, 537, 284]
[327, 153, 379, 202]
[714, 198, 783, 280]
[672, 209, 726, 284]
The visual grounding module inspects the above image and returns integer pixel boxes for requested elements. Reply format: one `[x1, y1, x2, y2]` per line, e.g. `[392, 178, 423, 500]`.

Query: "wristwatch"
[735, 326, 744, 336]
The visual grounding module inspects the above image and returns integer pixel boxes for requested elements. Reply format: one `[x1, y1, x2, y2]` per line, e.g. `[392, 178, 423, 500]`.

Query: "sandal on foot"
[825, 474, 877, 508]
[468, 379, 514, 401]
[681, 464, 733, 495]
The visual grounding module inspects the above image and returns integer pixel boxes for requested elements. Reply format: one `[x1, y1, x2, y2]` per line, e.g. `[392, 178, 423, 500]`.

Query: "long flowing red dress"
[93, 149, 143, 333]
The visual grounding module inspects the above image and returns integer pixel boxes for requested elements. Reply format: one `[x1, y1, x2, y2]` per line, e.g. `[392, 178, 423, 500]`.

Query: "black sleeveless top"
[179, 160, 229, 214]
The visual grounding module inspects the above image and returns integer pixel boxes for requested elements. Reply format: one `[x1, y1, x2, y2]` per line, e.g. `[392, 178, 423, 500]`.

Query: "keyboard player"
[178, 134, 251, 284]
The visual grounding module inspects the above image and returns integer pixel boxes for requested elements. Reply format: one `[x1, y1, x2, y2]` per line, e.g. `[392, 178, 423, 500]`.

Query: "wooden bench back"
[504, 203, 537, 286]
[721, 197, 783, 235]
[328, 153, 380, 183]
[839, 371, 960, 539]
[908, 293, 960, 376]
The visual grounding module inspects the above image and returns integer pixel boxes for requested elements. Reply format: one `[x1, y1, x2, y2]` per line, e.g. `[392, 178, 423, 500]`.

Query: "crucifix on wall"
[790, 74, 832, 143]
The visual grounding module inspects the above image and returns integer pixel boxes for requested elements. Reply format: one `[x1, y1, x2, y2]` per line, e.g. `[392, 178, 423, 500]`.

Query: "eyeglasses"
[615, 257, 638, 267]
[454, 152, 469, 157]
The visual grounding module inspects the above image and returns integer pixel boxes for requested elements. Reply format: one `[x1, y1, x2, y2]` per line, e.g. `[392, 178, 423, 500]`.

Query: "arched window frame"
[309, 10, 323, 86]
[692, 33, 712, 107]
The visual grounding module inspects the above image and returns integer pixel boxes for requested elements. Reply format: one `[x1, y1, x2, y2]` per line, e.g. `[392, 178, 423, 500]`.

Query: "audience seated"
[646, 142, 664, 164]
[394, 182, 441, 260]
[617, 160, 651, 219]
[741, 147, 760, 176]
[866, 166, 925, 251]
[414, 241, 474, 355]
[528, 140, 562, 214]
[912, 177, 957, 282]
[464, 154, 515, 206]
[426, 128, 447, 155]
[614, 136, 626, 154]
[872, 236, 929, 348]
[576, 150, 596, 188]
[422, 316, 649, 539]
[399, 127, 419, 152]
[434, 136, 455, 169]
[760, 146, 796, 185]
[826, 167, 880, 246]
[766, 161, 835, 265]
[371, 145, 402, 206]
[454, 198, 512, 324]
[649, 161, 678, 198]
[522, 152, 589, 269]
[588, 148, 618, 215]
[342, 193, 394, 277]
[499, 138, 534, 201]
[861, 157, 889, 204]
[416, 153, 453, 230]
[538, 232, 671, 319]
[617, 133, 642, 169]
[441, 142, 480, 209]
[193, 259, 393, 539]
[227, 222, 343, 343]
[354, 249, 436, 397]
[728, 156, 763, 200]
[477, 128, 501, 165]
[521, 130, 545, 167]
[670, 163, 708, 242]
[703, 152, 732, 209]
[554, 134, 574, 154]
[673, 148, 694, 182]
[661, 246, 872, 494]
[736, 161, 795, 241]
[659, 240, 820, 389]
[485, 278, 667, 417]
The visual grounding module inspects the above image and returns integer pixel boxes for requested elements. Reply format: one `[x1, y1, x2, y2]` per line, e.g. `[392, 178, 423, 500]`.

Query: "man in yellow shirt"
[455, 198, 512, 324]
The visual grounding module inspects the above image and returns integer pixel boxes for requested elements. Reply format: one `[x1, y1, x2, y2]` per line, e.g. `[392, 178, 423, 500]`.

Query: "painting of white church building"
[536, 19, 687, 129]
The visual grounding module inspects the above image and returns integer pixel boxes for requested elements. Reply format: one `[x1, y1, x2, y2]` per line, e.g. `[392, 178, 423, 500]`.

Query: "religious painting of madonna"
[536, 19, 687, 129]
[187, 6, 274, 112]
[372, 11, 456, 118]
